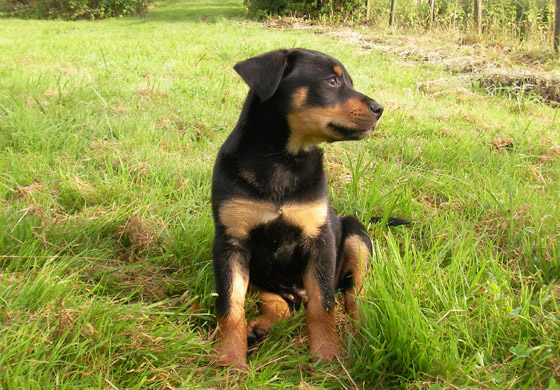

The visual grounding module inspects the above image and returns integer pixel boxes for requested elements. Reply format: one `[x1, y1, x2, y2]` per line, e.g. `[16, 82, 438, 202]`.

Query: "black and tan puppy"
[211, 48, 384, 368]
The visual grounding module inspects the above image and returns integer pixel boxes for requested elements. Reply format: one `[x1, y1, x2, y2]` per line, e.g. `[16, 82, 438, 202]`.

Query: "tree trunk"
[473, 0, 482, 35]
[555, 0, 560, 52]
[389, 0, 396, 26]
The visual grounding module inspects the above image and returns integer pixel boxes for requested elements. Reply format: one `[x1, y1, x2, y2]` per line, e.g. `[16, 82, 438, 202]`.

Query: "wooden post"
[367, 0, 371, 21]
[389, 0, 396, 26]
[453, 0, 458, 30]
[473, 0, 482, 35]
[555, 0, 560, 52]
[429, 0, 435, 26]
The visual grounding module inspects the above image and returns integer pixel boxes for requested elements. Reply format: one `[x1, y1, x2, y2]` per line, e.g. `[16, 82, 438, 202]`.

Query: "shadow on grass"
[147, 0, 245, 23]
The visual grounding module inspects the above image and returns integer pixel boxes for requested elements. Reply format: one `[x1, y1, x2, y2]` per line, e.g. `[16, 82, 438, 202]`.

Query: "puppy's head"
[234, 49, 383, 153]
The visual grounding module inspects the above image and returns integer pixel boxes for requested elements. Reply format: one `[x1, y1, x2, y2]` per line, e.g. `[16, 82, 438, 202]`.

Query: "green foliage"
[245, 0, 315, 19]
[247, 0, 555, 41]
[246, 0, 366, 23]
[1, 0, 150, 20]
[482, 0, 553, 39]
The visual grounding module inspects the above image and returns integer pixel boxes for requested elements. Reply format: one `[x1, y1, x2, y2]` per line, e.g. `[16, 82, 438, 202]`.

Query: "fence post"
[473, 0, 482, 35]
[555, 0, 560, 52]
[430, 0, 435, 26]
[389, 0, 396, 26]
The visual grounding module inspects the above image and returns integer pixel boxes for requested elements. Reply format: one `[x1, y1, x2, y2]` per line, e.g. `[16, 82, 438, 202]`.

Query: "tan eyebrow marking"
[333, 65, 343, 77]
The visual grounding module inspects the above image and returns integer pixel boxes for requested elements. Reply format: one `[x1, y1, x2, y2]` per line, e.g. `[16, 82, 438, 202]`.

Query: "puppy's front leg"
[303, 239, 344, 362]
[213, 236, 249, 368]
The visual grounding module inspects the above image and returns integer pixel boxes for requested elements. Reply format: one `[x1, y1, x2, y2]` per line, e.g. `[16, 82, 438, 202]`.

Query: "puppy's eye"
[325, 76, 340, 87]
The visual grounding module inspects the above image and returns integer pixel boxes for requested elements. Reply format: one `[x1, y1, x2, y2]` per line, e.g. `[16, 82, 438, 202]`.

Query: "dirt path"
[265, 17, 560, 103]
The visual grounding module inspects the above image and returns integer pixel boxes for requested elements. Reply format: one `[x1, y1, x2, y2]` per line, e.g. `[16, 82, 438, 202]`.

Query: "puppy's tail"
[370, 216, 411, 227]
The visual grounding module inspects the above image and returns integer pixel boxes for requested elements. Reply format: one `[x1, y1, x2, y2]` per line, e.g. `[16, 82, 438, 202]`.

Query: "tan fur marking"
[216, 261, 249, 367]
[333, 65, 343, 77]
[287, 96, 374, 154]
[291, 87, 308, 109]
[219, 199, 277, 240]
[303, 269, 344, 362]
[219, 198, 328, 239]
[231, 261, 249, 309]
[281, 200, 328, 239]
[338, 235, 369, 324]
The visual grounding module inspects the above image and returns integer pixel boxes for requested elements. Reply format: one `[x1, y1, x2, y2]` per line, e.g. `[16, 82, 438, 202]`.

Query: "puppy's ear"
[234, 50, 289, 102]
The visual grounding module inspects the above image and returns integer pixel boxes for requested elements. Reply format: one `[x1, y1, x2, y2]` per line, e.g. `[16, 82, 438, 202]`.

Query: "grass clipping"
[120, 214, 160, 255]
[478, 70, 560, 103]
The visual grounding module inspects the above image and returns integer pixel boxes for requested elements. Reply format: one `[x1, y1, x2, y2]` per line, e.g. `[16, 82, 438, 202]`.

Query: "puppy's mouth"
[328, 122, 375, 139]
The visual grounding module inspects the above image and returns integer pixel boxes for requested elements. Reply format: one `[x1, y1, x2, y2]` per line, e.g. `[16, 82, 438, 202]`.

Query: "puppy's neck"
[236, 92, 318, 159]
[224, 93, 325, 199]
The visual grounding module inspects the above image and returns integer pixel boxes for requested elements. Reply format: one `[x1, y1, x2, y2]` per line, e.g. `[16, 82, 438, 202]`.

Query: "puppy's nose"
[368, 101, 384, 117]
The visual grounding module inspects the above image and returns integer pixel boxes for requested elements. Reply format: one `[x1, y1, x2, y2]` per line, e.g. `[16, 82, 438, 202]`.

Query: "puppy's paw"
[310, 340, 345, 363]
[246, 317, 273, 346]
[246, 325, 267, 346]
[215, 342, 247, 370]
[215, 354, 247, 371]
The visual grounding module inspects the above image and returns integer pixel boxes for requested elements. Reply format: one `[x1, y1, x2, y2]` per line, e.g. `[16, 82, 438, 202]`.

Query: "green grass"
[1, 0, 559, 388]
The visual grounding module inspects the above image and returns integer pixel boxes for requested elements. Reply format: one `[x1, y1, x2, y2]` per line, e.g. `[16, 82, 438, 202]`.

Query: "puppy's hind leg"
[336, 216, 373, 324]
[304, 238, 344, 362]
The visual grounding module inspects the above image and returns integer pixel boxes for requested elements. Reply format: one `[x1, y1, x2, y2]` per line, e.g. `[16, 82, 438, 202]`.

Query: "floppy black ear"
[233, 50, 289, 102]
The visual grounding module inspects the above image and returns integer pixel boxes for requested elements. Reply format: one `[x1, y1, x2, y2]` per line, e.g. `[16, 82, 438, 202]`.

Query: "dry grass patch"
[119, 213, 162, 253]
[135, 84, 169, 101]
[14, 180, 43, 200]
[536, 145, 560, 163]
[82, 254, 199, 304]
[479, 71, 560, 104]
[491, 137, 514, 152]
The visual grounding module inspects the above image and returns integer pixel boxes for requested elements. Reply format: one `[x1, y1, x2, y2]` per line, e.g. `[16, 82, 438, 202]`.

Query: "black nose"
[369, 101, 384, 117]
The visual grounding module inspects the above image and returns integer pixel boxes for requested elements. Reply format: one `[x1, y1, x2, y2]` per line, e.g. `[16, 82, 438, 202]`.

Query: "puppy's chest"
[218, 198, 328, 241]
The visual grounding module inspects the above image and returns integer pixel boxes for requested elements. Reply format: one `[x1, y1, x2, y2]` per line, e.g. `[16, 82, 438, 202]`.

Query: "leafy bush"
[245, 0, 312, 18]
[245, 0, 365, 23]
[1, 0, 150, 19]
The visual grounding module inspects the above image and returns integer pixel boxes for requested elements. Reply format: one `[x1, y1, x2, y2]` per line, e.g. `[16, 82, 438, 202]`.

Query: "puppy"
[211, 48, 385, 368]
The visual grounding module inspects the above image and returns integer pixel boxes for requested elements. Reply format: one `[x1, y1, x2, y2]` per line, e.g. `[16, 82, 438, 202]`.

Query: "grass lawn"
[1, 0, 559, 388]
